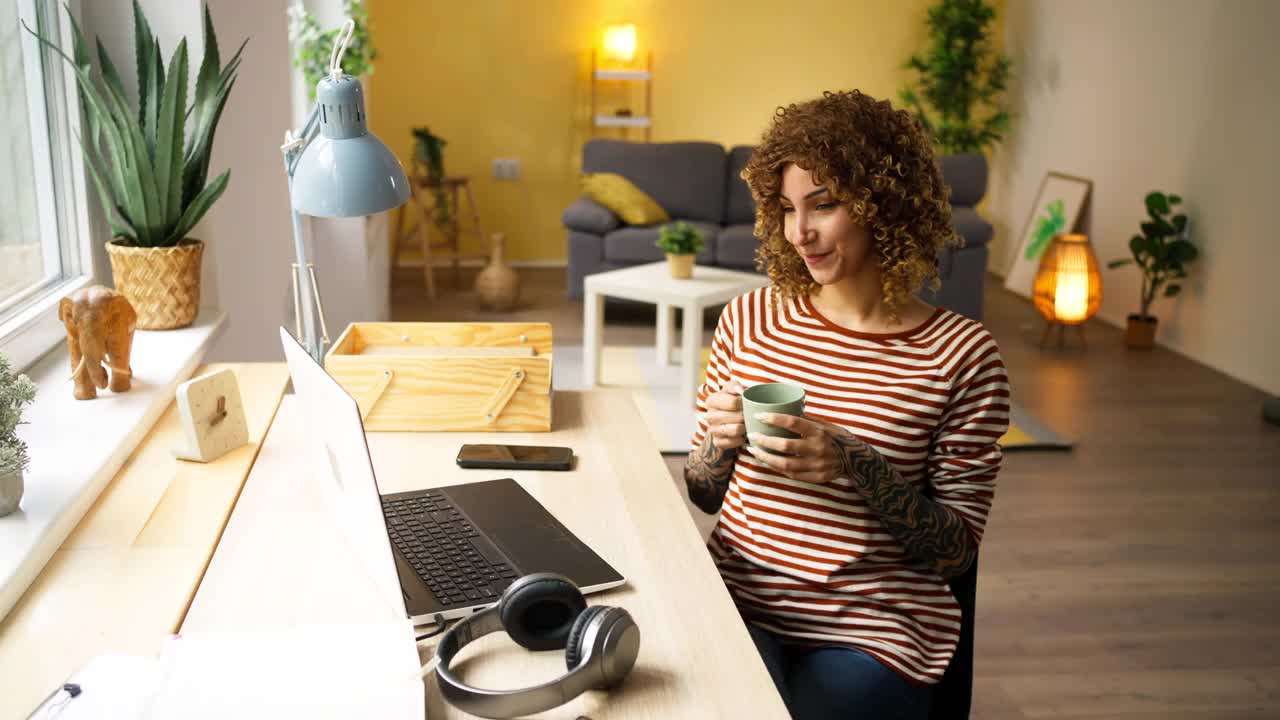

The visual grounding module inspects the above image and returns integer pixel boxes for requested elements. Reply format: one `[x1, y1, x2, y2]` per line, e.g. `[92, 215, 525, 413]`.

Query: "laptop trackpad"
[444, 479, 623, 587]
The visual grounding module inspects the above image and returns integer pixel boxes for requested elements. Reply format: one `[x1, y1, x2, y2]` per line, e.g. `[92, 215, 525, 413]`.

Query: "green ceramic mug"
[741, 382, 806, 452]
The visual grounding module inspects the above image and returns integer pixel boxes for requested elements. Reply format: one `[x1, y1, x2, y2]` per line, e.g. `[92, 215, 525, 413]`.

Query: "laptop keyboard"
[381, 491, 519, 607]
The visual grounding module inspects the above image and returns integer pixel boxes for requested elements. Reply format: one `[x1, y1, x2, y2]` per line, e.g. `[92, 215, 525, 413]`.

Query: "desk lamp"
[281, 20, 409, 361]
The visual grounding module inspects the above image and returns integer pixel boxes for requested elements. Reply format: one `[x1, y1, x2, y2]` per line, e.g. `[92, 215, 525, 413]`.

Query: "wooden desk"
[182, 390, 788, 718]
[0, 363, 290, 720]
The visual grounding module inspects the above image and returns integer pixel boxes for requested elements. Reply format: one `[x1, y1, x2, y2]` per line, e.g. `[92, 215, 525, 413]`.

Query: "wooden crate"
[324, 322, 552, 432]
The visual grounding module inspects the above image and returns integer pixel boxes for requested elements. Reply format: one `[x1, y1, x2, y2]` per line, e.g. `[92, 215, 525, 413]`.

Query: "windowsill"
[0, 310, 227, 621]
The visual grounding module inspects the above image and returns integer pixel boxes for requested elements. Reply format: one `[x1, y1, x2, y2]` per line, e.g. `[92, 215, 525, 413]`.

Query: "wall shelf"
[594, 115, 651, 128]
[590, 50, 653, 141]
[594, 68, 651, 81]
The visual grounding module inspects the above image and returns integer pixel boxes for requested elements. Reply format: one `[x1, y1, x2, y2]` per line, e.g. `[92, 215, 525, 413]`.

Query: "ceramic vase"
[476, 233, 521, 312]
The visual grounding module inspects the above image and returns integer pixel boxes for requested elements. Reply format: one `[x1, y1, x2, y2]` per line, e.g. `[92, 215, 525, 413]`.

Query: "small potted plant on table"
[1107, 191, 1198, 349]
[656, 221, 705, 279]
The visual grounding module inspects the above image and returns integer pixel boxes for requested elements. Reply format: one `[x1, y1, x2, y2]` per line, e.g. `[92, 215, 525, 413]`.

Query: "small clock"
[173, 368, 249, 463]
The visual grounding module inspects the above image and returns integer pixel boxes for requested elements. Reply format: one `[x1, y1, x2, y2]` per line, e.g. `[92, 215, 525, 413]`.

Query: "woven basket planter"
[106, 239, 204, 330]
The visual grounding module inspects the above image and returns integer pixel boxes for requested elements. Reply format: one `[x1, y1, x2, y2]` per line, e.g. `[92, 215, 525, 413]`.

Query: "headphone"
[434, 573, 641, 719]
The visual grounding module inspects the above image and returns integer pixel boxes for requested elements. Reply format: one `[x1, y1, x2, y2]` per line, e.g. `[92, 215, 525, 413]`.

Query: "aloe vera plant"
[24, 2, 246, 248]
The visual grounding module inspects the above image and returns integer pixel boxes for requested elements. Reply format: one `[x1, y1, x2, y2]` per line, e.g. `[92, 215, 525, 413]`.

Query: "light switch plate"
[173, 369, 249, 463]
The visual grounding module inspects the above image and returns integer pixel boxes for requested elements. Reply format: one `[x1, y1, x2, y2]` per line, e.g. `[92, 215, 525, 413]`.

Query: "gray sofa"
[563, 139, 992, 320]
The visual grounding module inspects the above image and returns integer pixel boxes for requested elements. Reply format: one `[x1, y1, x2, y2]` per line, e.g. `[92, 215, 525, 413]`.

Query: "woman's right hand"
[704, 381, 747, 450]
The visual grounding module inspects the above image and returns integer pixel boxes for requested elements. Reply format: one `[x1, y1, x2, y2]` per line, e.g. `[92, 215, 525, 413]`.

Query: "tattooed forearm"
[683, 438, 737, 514]
[831, 433, 977, 579]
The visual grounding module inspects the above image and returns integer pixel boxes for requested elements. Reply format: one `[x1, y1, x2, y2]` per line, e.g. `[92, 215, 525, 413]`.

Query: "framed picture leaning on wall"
[1005, 172, 1093, 299]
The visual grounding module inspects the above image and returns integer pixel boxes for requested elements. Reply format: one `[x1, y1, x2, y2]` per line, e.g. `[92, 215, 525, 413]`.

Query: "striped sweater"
[693, 287, 1011, 685]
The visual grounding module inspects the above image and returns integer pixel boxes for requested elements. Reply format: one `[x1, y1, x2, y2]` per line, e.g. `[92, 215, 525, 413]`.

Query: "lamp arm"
[282, 104, 322, 178]
[282, 103, 326, 361]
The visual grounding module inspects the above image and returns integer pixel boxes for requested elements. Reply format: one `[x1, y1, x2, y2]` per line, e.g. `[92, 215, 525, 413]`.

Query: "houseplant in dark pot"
[656, 221, 704, 279]
[1107, 191, 1197, 349]
[27, 2, 245, 329]
[1, 353, 37, 518]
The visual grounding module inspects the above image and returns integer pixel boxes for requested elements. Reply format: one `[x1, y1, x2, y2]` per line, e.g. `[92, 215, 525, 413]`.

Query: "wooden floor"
[394, 266, 1280, 719]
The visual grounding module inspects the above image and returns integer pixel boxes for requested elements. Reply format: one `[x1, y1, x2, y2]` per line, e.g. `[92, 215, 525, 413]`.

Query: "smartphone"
[455, 444, 574, 471]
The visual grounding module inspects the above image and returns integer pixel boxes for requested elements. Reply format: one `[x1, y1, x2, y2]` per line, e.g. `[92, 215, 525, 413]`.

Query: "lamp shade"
[1033, 233, 1102, 324]
[291, 75, 410, 217]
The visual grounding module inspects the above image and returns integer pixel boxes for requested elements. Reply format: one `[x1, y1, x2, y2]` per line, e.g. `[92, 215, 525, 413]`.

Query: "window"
[0, 0, 93, 371]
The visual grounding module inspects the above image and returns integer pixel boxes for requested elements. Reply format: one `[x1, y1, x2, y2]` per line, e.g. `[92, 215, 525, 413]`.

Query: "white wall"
[988, 0, 1280, 395]
[197, 0, 296, 361]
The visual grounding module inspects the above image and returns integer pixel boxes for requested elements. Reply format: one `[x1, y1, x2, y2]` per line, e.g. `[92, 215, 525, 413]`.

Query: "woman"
[685, 90, 1010, 719]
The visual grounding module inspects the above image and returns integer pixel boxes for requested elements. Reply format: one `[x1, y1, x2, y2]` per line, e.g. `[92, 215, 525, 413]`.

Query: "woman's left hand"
[742, 412, 863, 484]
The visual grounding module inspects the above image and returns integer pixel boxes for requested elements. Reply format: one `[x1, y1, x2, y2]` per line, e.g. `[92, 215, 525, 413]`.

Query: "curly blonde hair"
[742, 90, 957, 321]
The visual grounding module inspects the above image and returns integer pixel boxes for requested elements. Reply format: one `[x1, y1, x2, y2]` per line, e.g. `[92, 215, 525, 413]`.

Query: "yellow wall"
[369, 0, 969, 263]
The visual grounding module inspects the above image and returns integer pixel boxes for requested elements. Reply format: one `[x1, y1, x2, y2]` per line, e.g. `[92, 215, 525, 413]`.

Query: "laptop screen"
[279, 327, 409, 622]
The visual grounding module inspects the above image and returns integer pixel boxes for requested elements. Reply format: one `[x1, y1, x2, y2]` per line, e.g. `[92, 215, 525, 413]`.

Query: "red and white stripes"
[693, 287, 1010, 685]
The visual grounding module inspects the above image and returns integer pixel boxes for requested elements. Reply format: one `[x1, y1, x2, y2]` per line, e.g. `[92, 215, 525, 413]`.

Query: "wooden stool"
[391, 164, 487, 297]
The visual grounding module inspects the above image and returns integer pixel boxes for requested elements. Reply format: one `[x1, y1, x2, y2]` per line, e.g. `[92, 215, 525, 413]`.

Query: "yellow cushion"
[582, 173, 670, 226]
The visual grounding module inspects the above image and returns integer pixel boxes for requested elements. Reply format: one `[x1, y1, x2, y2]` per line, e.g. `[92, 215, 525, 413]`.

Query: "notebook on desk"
[279, 327, 624, 625]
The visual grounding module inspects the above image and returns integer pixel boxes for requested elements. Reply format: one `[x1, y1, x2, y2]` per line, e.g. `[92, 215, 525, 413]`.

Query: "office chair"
[919, 482, 978, 720]
[929, 556, 978, 720]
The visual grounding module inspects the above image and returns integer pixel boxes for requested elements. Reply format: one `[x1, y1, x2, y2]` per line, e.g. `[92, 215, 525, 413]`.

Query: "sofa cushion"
[939, 153, 988, 207]
[582, 173, 671, 225]
[562, 196, 622, 234]
[951, 207, 993, 249]
[716, 223, 760, 270]
[582, 139, 727, 223]
[725, 145, 756, 225]
[603, 221, 719, 264]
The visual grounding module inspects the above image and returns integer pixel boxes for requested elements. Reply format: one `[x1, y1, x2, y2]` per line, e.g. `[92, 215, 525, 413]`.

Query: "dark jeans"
[749, 624, 933, 720]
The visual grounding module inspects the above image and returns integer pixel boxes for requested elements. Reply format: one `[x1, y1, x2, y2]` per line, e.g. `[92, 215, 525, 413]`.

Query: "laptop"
[280, 327, 625, 624]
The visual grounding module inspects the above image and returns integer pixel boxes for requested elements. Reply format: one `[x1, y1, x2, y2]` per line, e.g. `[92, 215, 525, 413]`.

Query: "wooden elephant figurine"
[58, 285, 137, 400]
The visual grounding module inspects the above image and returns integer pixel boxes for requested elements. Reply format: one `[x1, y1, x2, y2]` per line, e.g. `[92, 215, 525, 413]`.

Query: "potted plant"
[1107, 191, 1198, 349]
[411, 127, 451, 228]
[656, 221, 705, 279]
[26, 2, 246, 329]
[0, 353, 37, 518]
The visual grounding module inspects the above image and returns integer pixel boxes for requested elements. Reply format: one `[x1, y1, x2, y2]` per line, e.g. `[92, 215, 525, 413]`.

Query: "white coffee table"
[582, 262, 770, 408]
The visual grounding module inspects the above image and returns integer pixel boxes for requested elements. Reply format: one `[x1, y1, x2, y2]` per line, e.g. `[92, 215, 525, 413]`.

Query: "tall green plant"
[24, 1, 246, 248]
[1107, 191, 1198, 320]
[899, 0, 1012, 154]
[289, 0, 375, 101]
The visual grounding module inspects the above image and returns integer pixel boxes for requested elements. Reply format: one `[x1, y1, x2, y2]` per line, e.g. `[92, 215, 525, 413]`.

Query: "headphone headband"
[433, 574, 640, 719]
[435, 605, 598, 718]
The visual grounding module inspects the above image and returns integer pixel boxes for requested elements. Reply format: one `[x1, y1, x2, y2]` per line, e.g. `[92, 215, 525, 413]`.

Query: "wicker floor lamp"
[1033, 233, 1102, 351]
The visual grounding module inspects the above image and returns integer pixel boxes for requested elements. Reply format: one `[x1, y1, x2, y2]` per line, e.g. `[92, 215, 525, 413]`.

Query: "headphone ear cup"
[498, 574, 587, 651]
[564, 606, 608, 671]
